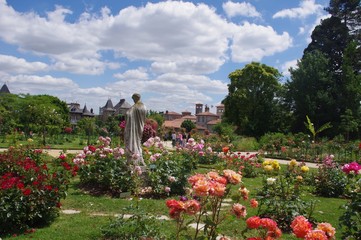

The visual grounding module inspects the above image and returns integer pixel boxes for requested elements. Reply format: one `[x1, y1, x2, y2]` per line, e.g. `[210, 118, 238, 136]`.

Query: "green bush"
[0, 146, 76, 236]
[339, 174, 361, 239]
[77, 138, 133, 197]
[312, 155, 348, 197]
[256, 175, 316, 232]
[232, 136, 259, 151]
[147, 151, 196, 197]
[101, 202, 166, 240]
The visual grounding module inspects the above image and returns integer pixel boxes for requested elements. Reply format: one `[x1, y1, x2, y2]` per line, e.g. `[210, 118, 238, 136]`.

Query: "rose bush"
[0, 146, 77, 236]
[256, 160, 315, 232]
[312, 155, 348, 197]
[76, 136, 133, 197]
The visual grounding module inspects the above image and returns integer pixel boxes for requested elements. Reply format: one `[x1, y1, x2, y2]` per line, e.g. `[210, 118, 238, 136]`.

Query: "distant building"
[99, 98, 131, 121]
[163, 111, 197, 132]
[162, 103, 224, 133]
[68, 103, 95, 125]
[0, 83, 10, 94]
[196, 105, 220, 132]
[216, 104, 225, 119]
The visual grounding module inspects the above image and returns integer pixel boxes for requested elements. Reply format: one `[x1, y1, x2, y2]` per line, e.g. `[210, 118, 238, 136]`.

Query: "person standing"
[171, 131, 176, 147]
[124, 93, 147, 166]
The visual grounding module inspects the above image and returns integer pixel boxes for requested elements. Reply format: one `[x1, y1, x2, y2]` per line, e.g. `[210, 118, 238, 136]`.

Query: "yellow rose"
[289, 159, 297, 167]
[264, 165, 273, 172]
[301, 166, 309, 173]
[263, 160, 270, 166]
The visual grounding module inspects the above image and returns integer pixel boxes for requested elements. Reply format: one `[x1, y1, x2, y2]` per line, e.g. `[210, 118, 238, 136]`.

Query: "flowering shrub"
[339, 163, 361, 239]
[312, 155, 348, 197]
[291, 216, 336, 239]
[262, 159, 281, 174]
[145, 138, 197, 197]
[242, 216, 282, 239]
[181, 138, 219, 165]
[256, 174, 316, 232]
[0, 146, 76, 236]
[142, 119, 157, 143]
[218, 151, 262, 178]
[284, 159, 312, 186]
[77, 136, 133, 197]
[165, 169, 254, 239]
[341, 161, 361, 175]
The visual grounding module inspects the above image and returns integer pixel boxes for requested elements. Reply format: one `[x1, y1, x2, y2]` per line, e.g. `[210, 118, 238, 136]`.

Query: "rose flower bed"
[0, 146, 77, 236]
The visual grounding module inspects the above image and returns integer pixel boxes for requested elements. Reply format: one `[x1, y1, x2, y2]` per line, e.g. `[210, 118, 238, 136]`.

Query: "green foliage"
[0, 94, 69, 141]
[339, 175, 361, 239]
[256, 175, 316, 232]
[180, 119, 196, 133]
[101, 202, 166, 240]
[304, 16, 349, 74]
[259, 132, 289, 155]
[147, 151, 197, 196]
[340, 108, 359, 141]
[304, 115, 332, 142]
[147, 110, 164, 131]
[312, 155, 348, 197]
[78, 142, 133, 197]
[220, 151, 262, 178]
[287, 51, 335, 135]
[212, 122, 237, 142]
[77, 117, 97, 145]
[0, 146, 76, 236]
[222, 62, 288, 137]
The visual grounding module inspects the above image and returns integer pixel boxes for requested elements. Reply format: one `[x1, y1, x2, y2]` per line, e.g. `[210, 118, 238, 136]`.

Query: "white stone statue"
[124, 93, 147, 166]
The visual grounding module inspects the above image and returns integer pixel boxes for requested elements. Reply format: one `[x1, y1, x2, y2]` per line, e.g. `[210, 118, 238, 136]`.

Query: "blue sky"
[0, 0, 330, 114]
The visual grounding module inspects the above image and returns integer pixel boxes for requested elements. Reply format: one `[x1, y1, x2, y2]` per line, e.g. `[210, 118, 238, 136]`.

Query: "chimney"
[205, 104, 209, 112]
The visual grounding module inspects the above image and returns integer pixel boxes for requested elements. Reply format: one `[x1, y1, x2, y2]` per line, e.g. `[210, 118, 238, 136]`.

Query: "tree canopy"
[222, 62, 287, 138]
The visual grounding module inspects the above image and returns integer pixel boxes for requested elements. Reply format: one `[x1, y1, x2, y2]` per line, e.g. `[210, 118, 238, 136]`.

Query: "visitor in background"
[171, 131, 176, 147]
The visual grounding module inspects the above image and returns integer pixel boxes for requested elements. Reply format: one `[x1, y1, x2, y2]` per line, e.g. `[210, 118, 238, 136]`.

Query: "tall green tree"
[16, 95, 69, 138]
[30, 105, 64, 145]
[222, 62, 287, 137]
[286, 51, 335, 134]
[304, 16, 349, 75]
[77, 117, 96, 145]
[325, 0, 361, 36]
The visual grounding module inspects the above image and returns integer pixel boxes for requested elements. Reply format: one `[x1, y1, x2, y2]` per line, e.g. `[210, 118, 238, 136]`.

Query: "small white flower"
[267, 177, 277, 185]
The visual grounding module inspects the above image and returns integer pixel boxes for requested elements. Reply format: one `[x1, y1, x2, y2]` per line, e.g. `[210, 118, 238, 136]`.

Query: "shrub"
[77, 137, 133, 197]
[232, 136, 259, 151]
[339, 163, 361, 239]
[146, 151, 196, 197]
[256, 174, 316, 232]
[218, 151, 262, 178]
[312, 155, 348, 197]
[259, 132, 288, 155]
[101, 202, 166, 240]
[0, 146, 76, 236]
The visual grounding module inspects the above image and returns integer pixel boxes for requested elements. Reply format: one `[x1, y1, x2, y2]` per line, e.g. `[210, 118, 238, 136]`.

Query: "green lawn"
[7, 168, 348, 240]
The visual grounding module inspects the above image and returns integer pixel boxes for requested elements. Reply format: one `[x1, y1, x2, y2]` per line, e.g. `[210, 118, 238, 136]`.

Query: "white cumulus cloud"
[231, 22, 293, 62]
[223, 1, 261, 18]
[0, 54, 48, 74]
[273, 0, 324, 19]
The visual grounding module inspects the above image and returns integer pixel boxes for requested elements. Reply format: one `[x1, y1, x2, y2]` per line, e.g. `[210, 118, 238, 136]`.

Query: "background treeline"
[222, 0, 361, 140]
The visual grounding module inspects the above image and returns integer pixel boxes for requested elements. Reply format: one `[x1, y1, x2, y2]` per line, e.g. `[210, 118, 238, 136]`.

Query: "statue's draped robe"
[124, 101, 146, 166]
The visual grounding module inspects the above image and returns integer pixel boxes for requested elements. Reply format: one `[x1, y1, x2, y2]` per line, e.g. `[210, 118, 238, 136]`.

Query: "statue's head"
[132, 93, 141, 103]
